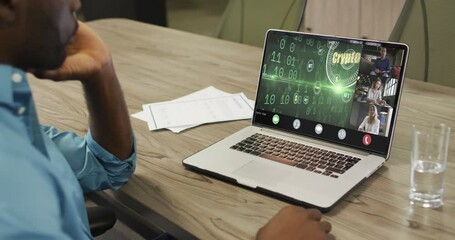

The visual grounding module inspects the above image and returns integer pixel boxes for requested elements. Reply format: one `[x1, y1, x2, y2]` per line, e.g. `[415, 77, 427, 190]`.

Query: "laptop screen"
[253, 30, 408, 156]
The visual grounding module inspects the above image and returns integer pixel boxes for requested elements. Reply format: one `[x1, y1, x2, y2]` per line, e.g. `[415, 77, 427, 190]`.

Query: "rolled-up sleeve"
[41, 125, 136, 192]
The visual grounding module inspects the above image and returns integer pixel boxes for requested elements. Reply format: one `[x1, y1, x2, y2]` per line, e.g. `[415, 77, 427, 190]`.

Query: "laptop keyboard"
[230, 133, 361, 178]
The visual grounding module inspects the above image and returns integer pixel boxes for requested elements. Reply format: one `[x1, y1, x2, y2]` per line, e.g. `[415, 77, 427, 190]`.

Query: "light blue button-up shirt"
[0, 64, 136, 239]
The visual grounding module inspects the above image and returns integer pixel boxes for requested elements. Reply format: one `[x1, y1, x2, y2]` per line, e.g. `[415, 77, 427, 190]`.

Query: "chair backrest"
[80, 0, 167, 26]
[389, 0, 455, 87]
[214, 0, 307, 47]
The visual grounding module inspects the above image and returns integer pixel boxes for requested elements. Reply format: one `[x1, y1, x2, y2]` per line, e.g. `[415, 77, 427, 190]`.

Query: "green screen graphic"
[257, 32, 364, 128]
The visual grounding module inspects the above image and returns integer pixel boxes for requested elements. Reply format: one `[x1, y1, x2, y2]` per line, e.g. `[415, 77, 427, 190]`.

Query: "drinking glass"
[410, 123, 451, 208]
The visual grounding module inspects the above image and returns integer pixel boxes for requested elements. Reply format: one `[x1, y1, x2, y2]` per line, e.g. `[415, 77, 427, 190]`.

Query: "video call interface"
[253, 31, 407, 154]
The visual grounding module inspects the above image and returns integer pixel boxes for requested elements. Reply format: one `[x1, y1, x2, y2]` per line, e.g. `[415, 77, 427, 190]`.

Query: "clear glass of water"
[410, 123, 451, 208]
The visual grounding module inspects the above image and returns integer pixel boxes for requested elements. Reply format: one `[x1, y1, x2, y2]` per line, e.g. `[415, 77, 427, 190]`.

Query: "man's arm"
[35, 21, 133, 160]
[41, 125, 135, 192]
[373, 59, 381, 73]
[82, 59, 133, 160]
[385, 59, 392, 74]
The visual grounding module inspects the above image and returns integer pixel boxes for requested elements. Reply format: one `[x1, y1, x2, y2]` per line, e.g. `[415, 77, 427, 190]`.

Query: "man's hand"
[31, 21, 111, 83]
[257, 206, 334, 240]
[31, 21, 133, 160]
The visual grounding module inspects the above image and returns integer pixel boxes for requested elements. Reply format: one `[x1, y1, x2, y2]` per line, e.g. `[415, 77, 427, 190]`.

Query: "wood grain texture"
[28, 19, 455, 240]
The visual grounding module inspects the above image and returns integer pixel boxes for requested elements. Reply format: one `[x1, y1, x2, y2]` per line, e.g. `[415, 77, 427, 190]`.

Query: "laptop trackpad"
[232, 160, 287, 187]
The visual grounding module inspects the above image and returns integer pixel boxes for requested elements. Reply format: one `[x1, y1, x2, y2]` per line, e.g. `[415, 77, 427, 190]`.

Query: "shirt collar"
[0, 64, 26, 105]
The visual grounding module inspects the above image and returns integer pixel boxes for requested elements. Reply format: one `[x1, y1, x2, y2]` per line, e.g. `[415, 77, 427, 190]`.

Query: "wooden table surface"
[29, 19, 455, 240]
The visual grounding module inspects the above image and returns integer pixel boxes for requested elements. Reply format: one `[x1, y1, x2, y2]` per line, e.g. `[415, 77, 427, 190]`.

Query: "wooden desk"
[29, 19, 455, 240]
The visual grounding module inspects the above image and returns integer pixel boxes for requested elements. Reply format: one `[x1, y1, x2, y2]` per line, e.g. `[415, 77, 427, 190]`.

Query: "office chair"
[79, 0, 167, 27]
[87, 206, 117, 237]
[214, 0, 308, 47]
[389, 0, 455, 87]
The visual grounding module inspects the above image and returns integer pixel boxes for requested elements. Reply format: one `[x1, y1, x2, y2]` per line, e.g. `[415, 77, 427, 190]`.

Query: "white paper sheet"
[132, 86, 254, 133]
[143, 93, 253, 131]
[131, 111, 149, 122]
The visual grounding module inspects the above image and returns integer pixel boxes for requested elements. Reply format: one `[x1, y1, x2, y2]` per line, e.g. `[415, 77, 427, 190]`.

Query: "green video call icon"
[272, 114, 280, 124]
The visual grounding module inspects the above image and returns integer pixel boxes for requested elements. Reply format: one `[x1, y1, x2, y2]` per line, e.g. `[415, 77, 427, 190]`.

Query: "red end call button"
[362, 134, 372, 146]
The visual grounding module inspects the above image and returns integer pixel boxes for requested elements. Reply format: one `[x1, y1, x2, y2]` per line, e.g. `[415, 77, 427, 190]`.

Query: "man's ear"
[0, 0, 15, 27]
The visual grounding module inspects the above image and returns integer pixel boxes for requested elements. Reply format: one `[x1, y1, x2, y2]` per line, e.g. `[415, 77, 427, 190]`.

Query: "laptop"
[183, 30, 409, 212]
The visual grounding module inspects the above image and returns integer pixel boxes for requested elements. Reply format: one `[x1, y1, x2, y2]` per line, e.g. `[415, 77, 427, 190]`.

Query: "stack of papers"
[132, 86, 255, 133]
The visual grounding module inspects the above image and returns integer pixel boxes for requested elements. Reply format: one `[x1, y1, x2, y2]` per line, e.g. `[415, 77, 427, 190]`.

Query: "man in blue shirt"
[370, 47, 391, 78]
[0, 0, 334, 239]
[0, 0, 136, 238]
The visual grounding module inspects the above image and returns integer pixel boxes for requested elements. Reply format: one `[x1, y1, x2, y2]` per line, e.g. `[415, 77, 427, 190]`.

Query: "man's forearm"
[82, 61, 133, 160]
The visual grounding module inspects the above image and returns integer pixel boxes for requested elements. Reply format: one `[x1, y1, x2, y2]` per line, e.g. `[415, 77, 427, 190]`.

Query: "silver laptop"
[183, 30, 409, 212]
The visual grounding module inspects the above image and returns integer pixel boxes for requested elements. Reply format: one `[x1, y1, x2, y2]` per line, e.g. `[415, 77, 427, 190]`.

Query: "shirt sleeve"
[41, 125, 136, 192]
[385, 59, 392, 73]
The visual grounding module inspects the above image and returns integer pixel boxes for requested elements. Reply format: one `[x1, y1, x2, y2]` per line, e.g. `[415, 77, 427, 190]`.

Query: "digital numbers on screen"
[256, 33, 364, 128]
